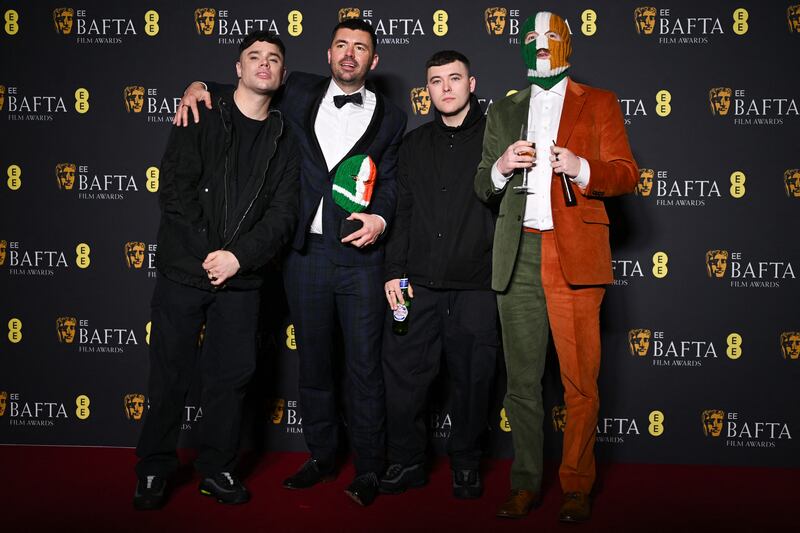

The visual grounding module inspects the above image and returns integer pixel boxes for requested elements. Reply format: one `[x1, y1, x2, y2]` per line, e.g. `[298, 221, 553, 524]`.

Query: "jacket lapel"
[556, 79, 586, 147]
[305, 77, 330, 171]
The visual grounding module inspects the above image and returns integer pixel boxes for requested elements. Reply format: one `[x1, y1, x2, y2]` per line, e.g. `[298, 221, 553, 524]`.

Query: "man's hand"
[172, 82, 212, 127]
[496, 140, 536, 176]
[202, 250, 240, 286]
[341, 213, 384, 248]
[384, 278, 413, 310]
[550, 145, 581, 177]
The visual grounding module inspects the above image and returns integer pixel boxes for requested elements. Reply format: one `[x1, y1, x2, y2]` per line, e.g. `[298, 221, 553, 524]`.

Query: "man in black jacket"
[379, 51, 498, 499]
[133, 31, 299, 511]
[175, 19, 406, 507]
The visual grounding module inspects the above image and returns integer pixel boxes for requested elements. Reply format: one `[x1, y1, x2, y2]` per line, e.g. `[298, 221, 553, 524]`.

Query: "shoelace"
[146, 475, 156, 489]
[220, 472, 235, 486]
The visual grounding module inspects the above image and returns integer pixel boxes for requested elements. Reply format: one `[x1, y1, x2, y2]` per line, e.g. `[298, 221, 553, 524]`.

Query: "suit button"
[204, 188, 209, 192]
[441, 186, 447, 192]
[517, 215, 521, 221]
[437, 232, 442, 238]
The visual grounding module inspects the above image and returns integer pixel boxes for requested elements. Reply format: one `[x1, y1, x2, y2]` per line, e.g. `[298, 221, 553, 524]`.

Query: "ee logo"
[656, 90, 671, 117]
[581, 9, 597, 36]
[499, 408, 511, 432]
[145, 321, 151, 345]
[4, 9, 19, 35]
[433, 10, 448, 36]
[75, 88, 90, 114]
[146, 166, 159, 192]
[75, 395, 90, 420]
[648, 410, 665, 436]
[144, 10, 159, 36]
[729, 171, 746, 199]
[76, 243, 91, 268]
[7, 164, 21, 190]
[732, 8, 748, 35]
[726, 333, 743, 360]
[286, 324, 296, 350]
[8, 318, 22, 343]
[652, 251, 668, 278]
[287, 10, 302, 36]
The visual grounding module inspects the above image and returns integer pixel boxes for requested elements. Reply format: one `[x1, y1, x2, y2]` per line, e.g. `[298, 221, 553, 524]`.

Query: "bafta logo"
[338, 7, 361, 22]
[628, 329, 652, 356]
[784, 169, 800, 198]
[484, 7, 507, 35]
[0, 85, 5, 111]
[124, 241, 145, 269]
[701, 409, 725, 437]
[788, 5, 800, 33]
[709, 87, 732, 116]
[194, 8, 216, 35]
[53, 7, 75, 35]
[270, 398, 286, 424]
[705, 250, 729, 278]
[0, 391, 7, 417]
[124, 393, 145, 421]
[636, 168, 654, 197]
[552, 405, 567, 432]
[409, 87, 431, 116]
[123, 86, 145, 113]
[56, 316, 77, 344]
[55, 163, 77, 190]
[780, 332, 800, 360]
[0, 240, 7, 266]
[633, 7, 656, 35]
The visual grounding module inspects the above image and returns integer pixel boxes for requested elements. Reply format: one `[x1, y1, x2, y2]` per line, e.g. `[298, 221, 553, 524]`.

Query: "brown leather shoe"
[559, 491, 591, 522]
[496, 489, 541, 519]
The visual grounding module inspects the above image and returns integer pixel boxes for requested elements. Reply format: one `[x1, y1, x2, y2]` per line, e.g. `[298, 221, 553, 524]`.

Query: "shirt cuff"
[491, 161, 512, 191]
[571, 157, 590, 189]
[375, 214, 387, 235]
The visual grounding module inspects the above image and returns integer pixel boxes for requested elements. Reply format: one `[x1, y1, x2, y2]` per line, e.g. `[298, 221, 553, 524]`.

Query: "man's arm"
[475, 106, 533, 204]
[226, 140, 301, 271]
[384, 141, 412, 280]
[172, 81, 235, 126]
[159, 119, 211, 259]
[581, 91, 638, 198]
[342, 110, 407, 248]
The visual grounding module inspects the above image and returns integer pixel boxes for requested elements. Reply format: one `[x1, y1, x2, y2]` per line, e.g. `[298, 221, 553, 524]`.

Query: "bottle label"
[399, 278, 409, 289]
[393, 304, 408, 322]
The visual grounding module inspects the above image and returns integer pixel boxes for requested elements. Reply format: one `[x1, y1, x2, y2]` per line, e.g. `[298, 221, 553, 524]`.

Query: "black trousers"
[382, 286, 498, 471]
[136, 275, 260, 478]
[283, 236, 386, 475]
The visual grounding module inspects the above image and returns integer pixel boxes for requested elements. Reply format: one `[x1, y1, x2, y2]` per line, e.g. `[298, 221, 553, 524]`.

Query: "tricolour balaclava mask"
[520, 11, 572, 90]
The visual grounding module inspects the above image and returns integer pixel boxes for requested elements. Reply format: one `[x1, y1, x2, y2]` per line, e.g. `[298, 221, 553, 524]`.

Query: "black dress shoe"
[199, 472, 250, 504]
[133, 475, 167, 511]
[345, 472, 379, 506]
[282, 458, 335, 490]
[379, 463, 427, 494]
[452, 469, 483, 499]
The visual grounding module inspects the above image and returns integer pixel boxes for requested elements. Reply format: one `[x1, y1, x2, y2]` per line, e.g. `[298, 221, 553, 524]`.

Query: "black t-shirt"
[230, 102, 268, 208]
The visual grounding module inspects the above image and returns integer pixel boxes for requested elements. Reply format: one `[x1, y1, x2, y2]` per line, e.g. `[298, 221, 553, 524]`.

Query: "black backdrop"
[1, 0, 799, 468]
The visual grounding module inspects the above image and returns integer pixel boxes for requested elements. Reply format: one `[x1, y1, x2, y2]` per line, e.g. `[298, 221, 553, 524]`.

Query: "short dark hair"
[331, 18, 377, 53]
[238, 31, 286, 60]
[425, 50, 470, 75]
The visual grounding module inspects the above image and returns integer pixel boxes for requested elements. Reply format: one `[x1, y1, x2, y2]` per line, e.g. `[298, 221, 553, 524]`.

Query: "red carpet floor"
[0, 446, 794, 532]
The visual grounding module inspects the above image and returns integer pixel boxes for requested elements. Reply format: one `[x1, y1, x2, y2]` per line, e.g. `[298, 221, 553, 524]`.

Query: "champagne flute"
[513, 123, 535, 193]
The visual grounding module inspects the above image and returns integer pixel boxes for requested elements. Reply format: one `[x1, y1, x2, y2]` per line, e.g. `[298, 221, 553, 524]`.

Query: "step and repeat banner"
[1, 1, 798, 468]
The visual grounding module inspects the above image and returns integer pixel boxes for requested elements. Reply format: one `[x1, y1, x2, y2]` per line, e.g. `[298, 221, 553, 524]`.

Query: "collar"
[531, 76, 569, 99]
[326, 79, 367, 105]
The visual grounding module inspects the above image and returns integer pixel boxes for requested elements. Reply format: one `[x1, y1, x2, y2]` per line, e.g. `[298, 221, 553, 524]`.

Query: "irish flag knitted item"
[332, 154, 376, 213]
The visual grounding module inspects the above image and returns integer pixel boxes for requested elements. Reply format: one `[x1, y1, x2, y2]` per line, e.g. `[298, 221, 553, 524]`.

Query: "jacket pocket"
[580, 206, 609, 225]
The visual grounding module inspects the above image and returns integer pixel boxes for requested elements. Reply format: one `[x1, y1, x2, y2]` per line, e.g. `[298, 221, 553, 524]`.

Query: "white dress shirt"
[309, 80, 376, 235]
[491, 77, 590, 230]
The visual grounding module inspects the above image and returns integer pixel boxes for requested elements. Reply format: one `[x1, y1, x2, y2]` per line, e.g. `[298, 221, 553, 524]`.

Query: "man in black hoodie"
[379, 51, 498, 499]
[133, 31, 299, 511]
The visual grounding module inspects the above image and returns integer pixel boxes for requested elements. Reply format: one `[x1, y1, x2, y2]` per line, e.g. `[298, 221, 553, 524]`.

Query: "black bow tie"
[333, 93, 363, 108]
